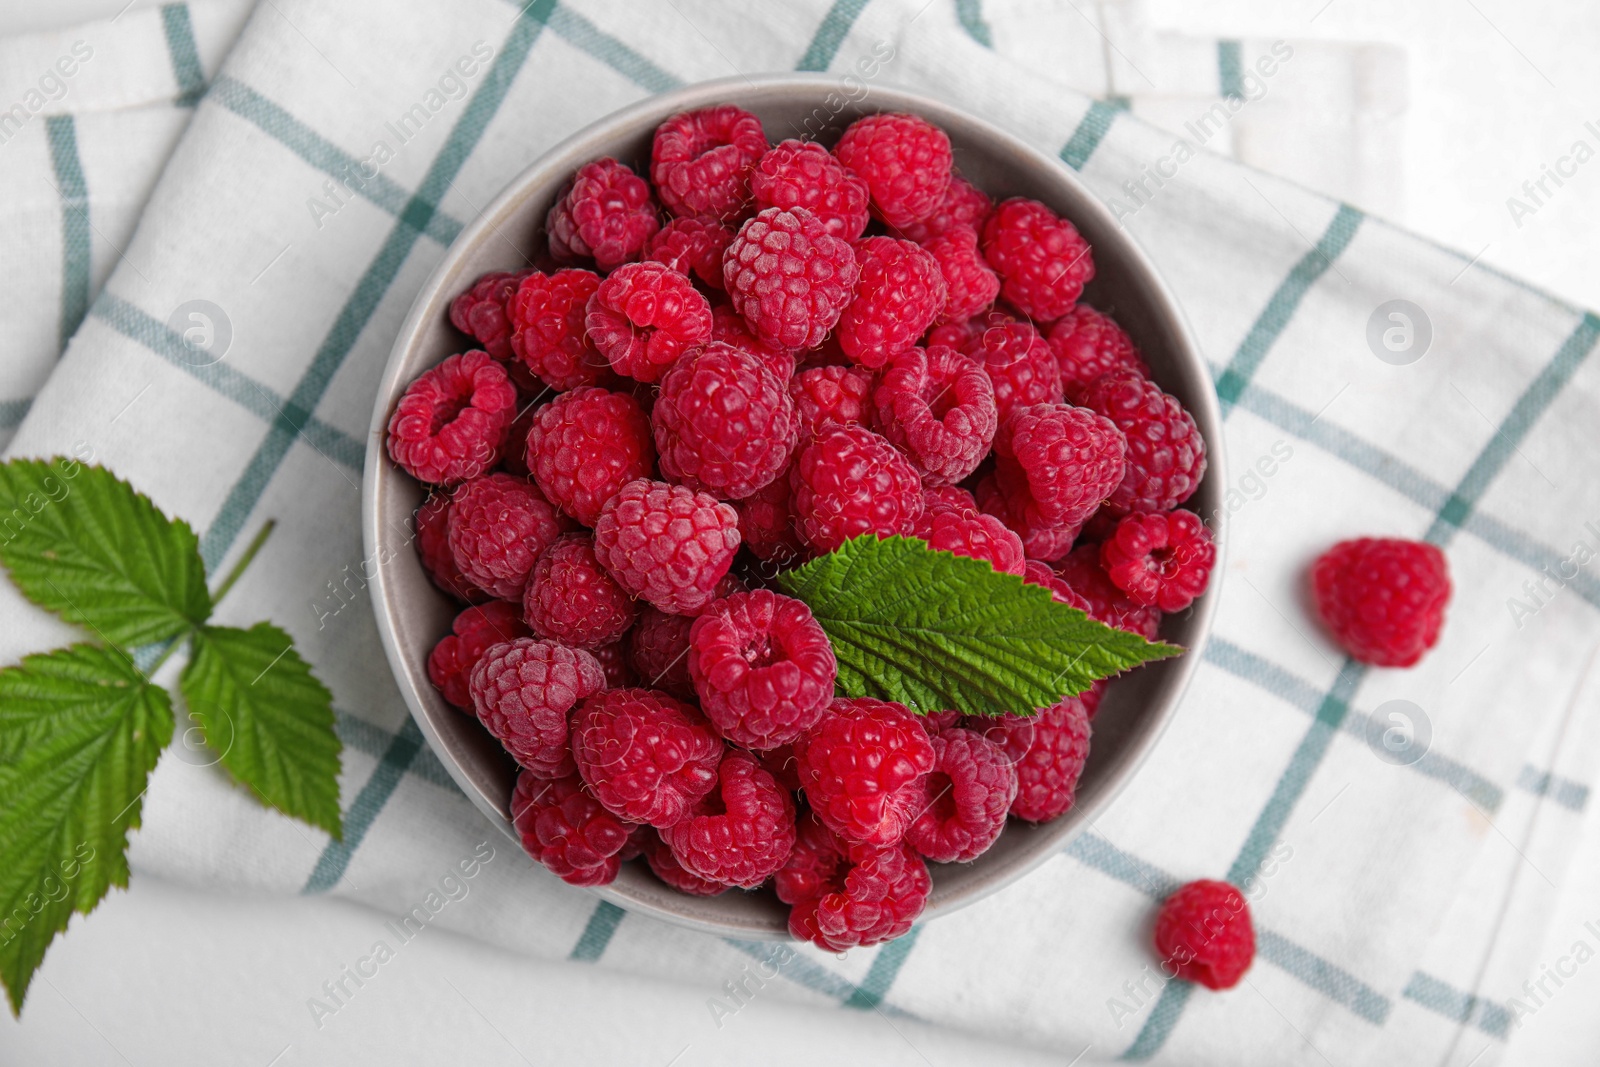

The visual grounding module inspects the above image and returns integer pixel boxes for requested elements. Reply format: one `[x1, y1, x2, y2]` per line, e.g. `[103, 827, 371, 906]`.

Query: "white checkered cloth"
[3, 2, 1598, 1063]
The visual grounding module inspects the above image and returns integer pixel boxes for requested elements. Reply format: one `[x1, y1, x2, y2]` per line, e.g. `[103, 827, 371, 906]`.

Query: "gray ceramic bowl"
[364, 75, 1224, 939]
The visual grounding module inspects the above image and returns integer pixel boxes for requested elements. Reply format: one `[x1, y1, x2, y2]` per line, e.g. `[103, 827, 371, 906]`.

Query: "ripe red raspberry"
[981, 695, 1091, 822]
[751, 139, 871, 241]
[415, 494, 488, 603]
[774, 811, 843, 905]
[709, 303, 796, 382]
[723, 207, 859, 352]
[511, 770, 631, 887]
[837, 237, 947, 369]
[497, 403, 537, 478]
[525, 386, 655, 526]
[591, 640, 635, 688]
[974, 471, 1081, 562]
[524, 535, 638, 649]
[646, 216, 734, 290]
[1154, 879, 1256, 990]
[546, 157, 658, 271]
[906, 727, 1018, 862]
[450, 270, 529, 360]
[981, 197, 1095, 322]
[1053, 545, 1160, 639]
[572, 687, 723, 827]
[586, 261, 713, 384]
[470, 637, 605, 777]
[661, 750, 796, 887]
[654, 342, 798, 500]
[790, 425, 925, 554]
[386, 351, 517, 485]
[900, 173, 993, 243]
[871, 345, 996, 486]
[1311, 538, 1451, 667]
[594, 479, 741, 615]
[446, 474, 569, 600]
[795, 697, 935, 846]
[427, 601, 529, 710]
[734, 473, 807, 568]
[1078, 370, 1206, 514]
[789, 365, 872, 439]
[923, 485, 977, 514]
[758, 744, 803, 793]
[1100, 510, 1215, 613]
[627, 606, 695, 697]
[644, 830, 728, 896]
[913, 503, 1026, 576]
[961, 314, 1064, 418]
[995, 403, 1127, 529]
[508, 270, 617, 391]
[923, 227, 1000, 324]
[834, 112, 952, 229]
[651, 105, 767, 221]
[1046, 304, 1151, 399]
[787, 838, 932, 951]
[688, 590, 837, 750]
[1023, 559, 1093, 613]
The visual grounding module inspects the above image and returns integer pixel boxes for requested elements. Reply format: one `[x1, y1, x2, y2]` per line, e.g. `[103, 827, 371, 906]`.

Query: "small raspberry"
[734, 473, 807, 567]
[837, 237, 947, 369]
[995, 403, 1127, 528]
[923, 227, 1000, 323]
[497, 404, 537, 478]
[787, 838, 931, 951]
[511, 770, 631, 887]
[906, 727, 1018, 862]
[1078, 370, 1206, 514]
[572, 687, 723, 827]
[1046, 304, 1151, 399]
[525, 386, 655, 527]
[900, 173, 993, 243]
[981, 695, 1091, 823]
[415, 494, 488, 603]
[723, 206, 860, 352]
[1023, 559, 1093, 613]
[1154, 880, 1256, 990]
[774, 811, 844, 905]
[593, 479, 741, 615]
[789, 365, 873, 439]
[591, 640, 636, 688]
[427, 601, 529, 710]
[790, 425, 925, 554]
[1053, 545, 1160, 638]
[913, 503, 1025, 576]
[920, 710, 964, 734]
[546, 157, 659, 271]
[751, 139, 871, 241]
[1100, 510, 1216, 613]
[1311, 538, 1451, 667]
[446, 474, 569, 600]
[688, 590, 837, 750]
[795, 697, 935, 846]
[524, 535, 638, 649]
[651, 105, 768, 221]
[386, 351, 517, 486]
[645, 830, 729, 896]
[974, 471, 1081, 562]
[470, 637, 606, 777]
[923, 485, 978, 514]
[710, 303, 796, 382]
[1081, 680, 1106, 718]
[654, 342, 799, 500]
[961, 314, 1064, 418]
[450, 270, 529, 360]
[661, 750, 797, 887]
[508, 270, 617, 391]
[981, 197, 1095, 322]
[586, 261, 713, 384]
[646, 216, 734, 290]
[871, 344, 996, 486]
[627, 606, 696, 697]
[834, 112, 952, 229]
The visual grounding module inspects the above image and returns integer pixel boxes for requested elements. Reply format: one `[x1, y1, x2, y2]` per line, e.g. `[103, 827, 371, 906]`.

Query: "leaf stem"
[211, 519, 276, 606]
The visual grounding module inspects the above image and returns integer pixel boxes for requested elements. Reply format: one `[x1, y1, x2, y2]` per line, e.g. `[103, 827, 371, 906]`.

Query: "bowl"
[363, 74, 1225, 938]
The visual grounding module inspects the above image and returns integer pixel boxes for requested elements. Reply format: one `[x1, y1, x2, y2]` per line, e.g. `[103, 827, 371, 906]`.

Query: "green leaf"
[0, 645, 174, 1015]
[0, 459, 210, 648]
[179, 624, 343, 839]
[777, 535, 1181, 715]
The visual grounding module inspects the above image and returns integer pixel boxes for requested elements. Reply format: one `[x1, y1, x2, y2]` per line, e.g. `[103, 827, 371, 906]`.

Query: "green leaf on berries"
[179, 624, 343, 839]
[777, 535, 1180, 715]
[0, 459, 211, 648]
[0, 644, 174, 1015]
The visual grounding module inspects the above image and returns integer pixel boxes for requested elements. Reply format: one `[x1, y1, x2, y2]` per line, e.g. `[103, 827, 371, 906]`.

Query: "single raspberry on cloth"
[723, 206, 859, 352]
[1047, 304, 1151, 399]
[1077, 369, 1206, 514]
[1311, 538, 1451, 667]
[994, 402, 1128, 529]
[427, 601, 529, 710]
[661, 750, 797, 887]
[450, 269, 529, 360]
[585, 261, 713, 384]
[546, 157, 659, 271]
[386, 350, 517, 486]
[834, 112, 952, 229]
[794, 697, 935, 846]
[1154, 879, 1256, 990]
[981, 197, 1095, 322]
[524, 386, 655, 527]
[446, 473, 569, 601]
[653, 342, 799, 500]
[650, 105, 768, 221]
[1100, 509, 1216, 613]
[750, 138, 871, 241]
[511, 770, 632, 887]
[790, 425, 925, 554]
[593, 479, 741, 615]
[871, 344, 996, 486]
[571, 687, 723, 827]
[523, 535, 638, 649]
[470, 637, 606, 778]
[508, 269, 617, 391]
[836, 236, 947, 368]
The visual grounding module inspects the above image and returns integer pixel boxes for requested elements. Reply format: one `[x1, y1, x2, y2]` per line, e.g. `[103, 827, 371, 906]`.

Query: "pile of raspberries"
[386, 105, 1218, 951]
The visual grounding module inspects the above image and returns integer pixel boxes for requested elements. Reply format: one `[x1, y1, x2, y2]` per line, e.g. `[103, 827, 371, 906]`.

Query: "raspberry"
[1100, 510, 1215, 613]
[427, 601, 529, 710]
[1023, 559, 1093, 614]
[923, 485, 978, 514]
[645, 830, 728, 896]
[524, 535, 638, 649]
[508, 270, 617, 391]
[709, 303, 796, 381]
[593, 479, 741, 615]
[1080, 680, 1106, 718]
[758, 744, 803, 793]
[1154, 880, 1256, 990]
[654, 342, 798, 500]
[961, 314, 1064, 419]
[923, 227, 1000, 324]
[981, 197, 1095, 322]
[723, 207, 859, 352]
[450, 270, 529, 360]
[774, 811, 844, 905]
[646, 216, 734, 290]
[497, 403, 537, 478]
[974, 471, 1081, 562]
[982, 695, 1091, 822]
[470, 637, 606, 777]
[995, 403, 1127, 529]
[834, 112, 952, 229]
[591, 640, 636, 688]
[900, 173, 993, 243]
[651, 105, 767, 221]
[1053, 545, 1160, 639]
[913, 502, 1026, 576]
[906, 727, 1018, 862]
[586, 261, 713, 384]
[386, 351, 517, 485]
[837, 237, 947, 369]
[871, 345, 996, 486]
[546, 157, 659, 271]
[794, 697, 935, 846]
[1078, 370, 1206, 514]
[1311, 538, 1451, 667]
[734, 473, 807, 567]
[415, 494, 488, 603]
[789, 365, 873, 439]
[572, 687, 723, 827]
[525, 386, 655, 526]
[750, 139, 871, 241]
[627, 606, 696, 697]
[447, 474, 569, 600]
[787, 838, 931, 951]
[920, 710, 963, 734]
[661, 750, 797, 887]
[1046, 304, 1150, 399]
[790, 425, 925, 554]
[688, 590, 837, 750]
[511, 770, 632, 887]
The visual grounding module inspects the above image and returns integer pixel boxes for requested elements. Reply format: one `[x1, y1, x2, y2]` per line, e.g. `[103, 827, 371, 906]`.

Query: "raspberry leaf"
[0, 645, 174, 1015]
[777, 535, 1180, 715]
[0, 459, 210, 648]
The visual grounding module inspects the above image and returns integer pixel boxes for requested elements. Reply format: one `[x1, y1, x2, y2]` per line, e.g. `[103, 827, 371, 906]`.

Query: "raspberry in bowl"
[364, 77, 1224, 943]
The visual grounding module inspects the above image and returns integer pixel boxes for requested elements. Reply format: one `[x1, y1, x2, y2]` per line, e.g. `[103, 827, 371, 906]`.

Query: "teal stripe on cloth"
[1121, 984, 1194, 1060]
[1217, 40, 1244, 99]
[796, 0, 872, 71]
[722, 939, 920, 1019]
[1059, 100, 1121, 171]
[0, 398, 32, 430]
[843, 925, 922, 1010]
[1065, 833, 1180, 899]
[1402, 971, 1511, 1040]
[545, 4, 682, 92]
[569, 901, 627, 960]
[1516, 765, 1591, 813]
[160, 3, 207, 106]
[45, 115, 91, 354]
[954, 0, 993, 47]
[303, 718, 424, 892]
